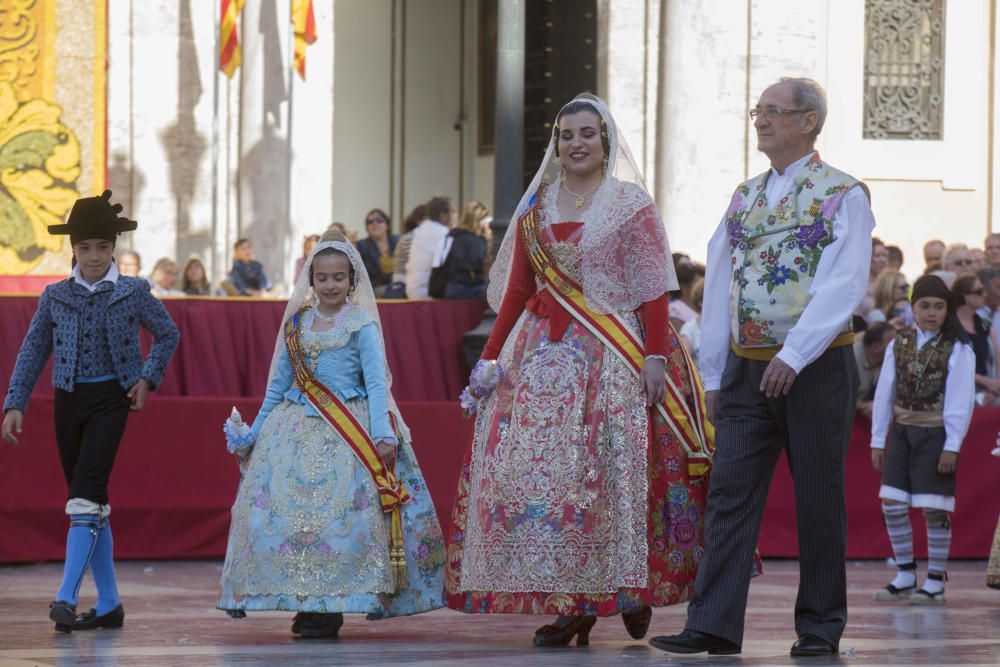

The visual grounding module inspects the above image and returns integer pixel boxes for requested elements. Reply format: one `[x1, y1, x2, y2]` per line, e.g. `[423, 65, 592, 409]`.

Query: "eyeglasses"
[748, 106, 810, 120]
[366, 217, 386, 226]
[951, 258, 975, 266]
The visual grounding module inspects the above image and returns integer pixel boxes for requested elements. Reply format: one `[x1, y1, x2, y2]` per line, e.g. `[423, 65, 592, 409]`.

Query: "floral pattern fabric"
[445, 229, 710, 616]
[725, 155, 859, 347]
[988, 516, 1000, 589]
[218, 324, 445, 618]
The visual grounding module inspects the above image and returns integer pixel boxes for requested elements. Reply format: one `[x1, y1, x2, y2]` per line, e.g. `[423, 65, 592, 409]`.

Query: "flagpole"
[211, 0, 220, 285]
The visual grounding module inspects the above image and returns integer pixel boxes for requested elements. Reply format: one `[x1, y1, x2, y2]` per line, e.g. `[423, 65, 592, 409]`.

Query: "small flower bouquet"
[460, 360, 503, 417]
[224, 407, 254, 456]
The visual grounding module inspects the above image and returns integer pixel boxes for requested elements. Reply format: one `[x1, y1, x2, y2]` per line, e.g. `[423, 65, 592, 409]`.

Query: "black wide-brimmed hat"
[48, 189, 137, 238]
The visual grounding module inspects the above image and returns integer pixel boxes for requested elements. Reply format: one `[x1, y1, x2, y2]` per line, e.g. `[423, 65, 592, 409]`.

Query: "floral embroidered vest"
[894, 329, 953, 412]
[725, 155, 859, 348]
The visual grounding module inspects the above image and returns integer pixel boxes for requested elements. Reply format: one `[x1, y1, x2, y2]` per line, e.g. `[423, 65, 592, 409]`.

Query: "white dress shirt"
[406, 219, 450, 300]
[870, 329, 976, 452]
[70, 260, 120, 292]
[700, 152, 876, 390]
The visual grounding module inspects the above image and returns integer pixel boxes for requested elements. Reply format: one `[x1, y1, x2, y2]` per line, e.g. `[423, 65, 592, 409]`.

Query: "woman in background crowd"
[383, 204, 427, 299]
[181, 258, 212, 296]
[867, 270, 911, 327]
[953, 275, 1000, 403]
[440, 201, 490, 300]
[356, 208, 399, 291]
[150, 258, 184, 297]
[293, 235, 320, 284]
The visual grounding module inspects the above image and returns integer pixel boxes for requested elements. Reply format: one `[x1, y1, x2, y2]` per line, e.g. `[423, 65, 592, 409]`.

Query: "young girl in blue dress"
[218, 232, 445, 638]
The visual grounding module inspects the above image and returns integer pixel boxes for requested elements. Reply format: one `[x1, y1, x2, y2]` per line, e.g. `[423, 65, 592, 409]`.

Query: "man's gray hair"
[779, 77, 828, 137]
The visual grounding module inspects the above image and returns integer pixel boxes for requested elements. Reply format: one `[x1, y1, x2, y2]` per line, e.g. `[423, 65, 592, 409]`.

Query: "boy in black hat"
[1, 190, 180, 632]
[870, 275, 975, 605]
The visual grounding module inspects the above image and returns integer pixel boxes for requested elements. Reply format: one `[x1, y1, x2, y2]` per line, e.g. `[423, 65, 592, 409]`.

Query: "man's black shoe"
[790, 634, 838, 657]
[649, 628, 741, 655]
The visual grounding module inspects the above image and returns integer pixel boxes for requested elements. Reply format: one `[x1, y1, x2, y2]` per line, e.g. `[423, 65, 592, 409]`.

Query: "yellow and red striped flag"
[292, 0, 317, 80]
[219, 0, 245, 78]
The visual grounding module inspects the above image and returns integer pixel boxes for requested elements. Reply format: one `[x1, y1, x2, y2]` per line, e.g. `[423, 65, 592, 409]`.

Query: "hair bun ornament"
[100, 189, 112, 200]
[111, 203, 123, 214]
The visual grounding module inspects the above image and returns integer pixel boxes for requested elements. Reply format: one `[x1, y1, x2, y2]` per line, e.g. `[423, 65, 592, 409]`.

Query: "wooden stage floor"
[1, 560, 998, 666]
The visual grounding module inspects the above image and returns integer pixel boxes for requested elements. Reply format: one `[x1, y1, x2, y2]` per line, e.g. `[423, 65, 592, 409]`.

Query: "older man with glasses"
[944, 244, 976, 279]
[651, 77, 874, 658]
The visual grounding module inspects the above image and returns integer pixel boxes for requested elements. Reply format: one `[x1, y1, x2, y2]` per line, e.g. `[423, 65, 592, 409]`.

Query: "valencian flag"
[219, 0, 245, 78]
[292, 0, 317, 80]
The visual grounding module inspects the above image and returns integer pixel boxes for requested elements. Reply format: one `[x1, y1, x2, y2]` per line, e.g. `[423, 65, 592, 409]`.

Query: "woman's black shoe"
[649, 628, 741, 655]
[532, 615, 597, 647]
[73, 604, 125, 630]
[621, 605, 652, 639]
[49, 600, 77, 633]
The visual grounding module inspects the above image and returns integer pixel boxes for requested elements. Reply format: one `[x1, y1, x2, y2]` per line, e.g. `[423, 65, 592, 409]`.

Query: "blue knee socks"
[90, 520, 121, 615]
[54, 514, 102, 606]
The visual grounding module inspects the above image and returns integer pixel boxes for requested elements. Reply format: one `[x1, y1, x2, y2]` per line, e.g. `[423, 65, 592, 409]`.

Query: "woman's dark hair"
[403, 204, 427, 233]
[181, 257, 210, 293]
[308, 231, 356, 289]
[553, 100, 610, 157]
[951, 275, 979, 307]
[365, 208, 390, 228]
[427, 196, 453, 224]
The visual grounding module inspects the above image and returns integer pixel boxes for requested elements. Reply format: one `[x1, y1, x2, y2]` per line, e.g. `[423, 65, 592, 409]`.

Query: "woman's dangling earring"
[602, 157, 609, 175]
[309, 287, 318, 308]
[559, 161, 566, 180]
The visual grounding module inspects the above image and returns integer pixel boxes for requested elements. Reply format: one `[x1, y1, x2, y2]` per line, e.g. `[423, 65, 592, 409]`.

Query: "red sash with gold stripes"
[517, 207, 714, 477]
[284, 309, 409, 587]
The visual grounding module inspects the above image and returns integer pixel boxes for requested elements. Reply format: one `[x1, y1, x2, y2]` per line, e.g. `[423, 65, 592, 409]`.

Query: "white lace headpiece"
[487, 93, 678, 315]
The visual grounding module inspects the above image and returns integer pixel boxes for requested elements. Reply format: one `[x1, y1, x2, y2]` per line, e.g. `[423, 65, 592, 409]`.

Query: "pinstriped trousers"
[685, 346, 859, 647]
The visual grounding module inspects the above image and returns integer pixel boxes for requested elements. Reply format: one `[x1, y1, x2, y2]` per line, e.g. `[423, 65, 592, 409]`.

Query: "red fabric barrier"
[0, 276, 62, 294]
[0, 296, 485, 402]
[1, 396, 997, 563]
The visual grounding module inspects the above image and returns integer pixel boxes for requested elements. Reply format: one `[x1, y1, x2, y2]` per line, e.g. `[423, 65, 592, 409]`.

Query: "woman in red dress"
[445, 95, 715, 646]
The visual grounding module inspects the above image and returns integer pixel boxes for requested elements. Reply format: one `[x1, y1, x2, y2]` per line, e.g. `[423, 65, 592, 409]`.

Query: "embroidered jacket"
[725, 156, 859, 347]
[4, 276, 180, 413]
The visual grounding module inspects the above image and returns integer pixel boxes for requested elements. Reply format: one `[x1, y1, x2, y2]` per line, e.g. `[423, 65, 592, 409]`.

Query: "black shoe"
[298, 612, 343, 639]
[73, 604, 124, 630]
[790, 634, 838, 657]
[649, 628, 741, 655]
[49, 600, 77, 633]
[622, 605, 652, 640]
[532, 615, 597, 647]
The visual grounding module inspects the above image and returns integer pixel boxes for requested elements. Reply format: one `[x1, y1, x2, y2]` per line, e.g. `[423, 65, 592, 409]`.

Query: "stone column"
[465, 0, 525, 367]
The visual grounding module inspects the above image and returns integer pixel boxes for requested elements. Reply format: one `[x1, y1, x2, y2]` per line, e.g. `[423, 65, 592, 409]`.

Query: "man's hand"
[857, 401, 874, 420]
[871, 449, 884, 472]
[127, 379, 150, 412]
[640, 357, 667, 407]
[704, 390, 719, 426]
[2, 410, 23, 445]
[937, 451, 958, 475]
[376, 440, 397, 470]
[760, 357, 797, 398]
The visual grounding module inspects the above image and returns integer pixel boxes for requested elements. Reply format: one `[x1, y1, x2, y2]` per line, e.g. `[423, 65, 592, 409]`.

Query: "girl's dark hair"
[553, 100, 610, 157]
[308, 231, 356, 289]
[911, 274, 969, 344]
[403, 204, 428, 233]
[181, 258, 210, 293]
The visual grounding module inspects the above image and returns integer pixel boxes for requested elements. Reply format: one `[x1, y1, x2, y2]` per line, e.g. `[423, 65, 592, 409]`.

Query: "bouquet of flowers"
[459, 359, 503, 417]
[224, 407, 254, 456]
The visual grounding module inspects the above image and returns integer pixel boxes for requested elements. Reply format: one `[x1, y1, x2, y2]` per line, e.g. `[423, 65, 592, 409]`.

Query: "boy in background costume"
[1, 190, 180, 632]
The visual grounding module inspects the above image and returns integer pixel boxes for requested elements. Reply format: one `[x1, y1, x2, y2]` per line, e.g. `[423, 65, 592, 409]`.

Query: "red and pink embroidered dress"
[445, 210, 711, 616]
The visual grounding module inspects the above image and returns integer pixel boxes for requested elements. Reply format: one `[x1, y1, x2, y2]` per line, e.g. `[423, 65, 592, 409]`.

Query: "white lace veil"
[487, 93, 678, 315]
[267, 240, 408, 440]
